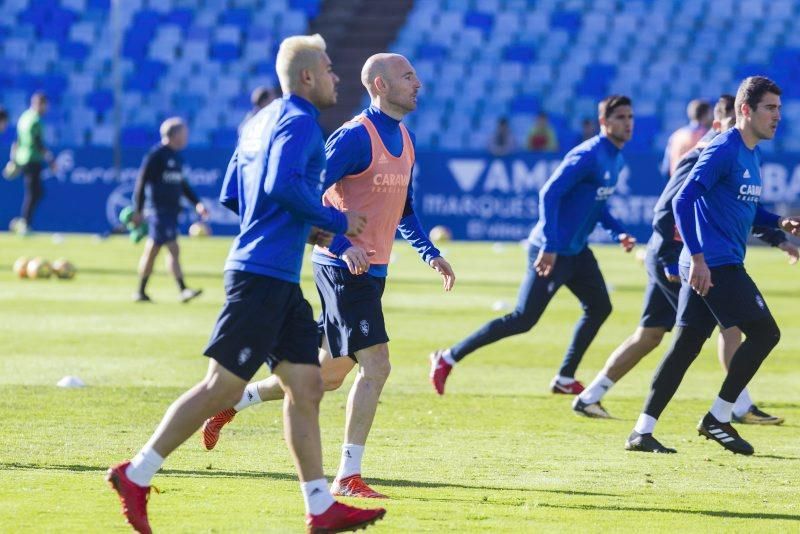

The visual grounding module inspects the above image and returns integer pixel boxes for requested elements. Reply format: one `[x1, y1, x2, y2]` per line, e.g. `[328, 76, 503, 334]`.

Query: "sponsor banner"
[2, 146, 800, 241]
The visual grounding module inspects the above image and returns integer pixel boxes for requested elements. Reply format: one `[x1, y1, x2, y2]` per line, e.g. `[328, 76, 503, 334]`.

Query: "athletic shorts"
[204, 270, 320, 380]
[676, 263, 772, 336]
[639, 247, 680, 330]
[147, 213, 178, 245]
[313, 263, 388, 361]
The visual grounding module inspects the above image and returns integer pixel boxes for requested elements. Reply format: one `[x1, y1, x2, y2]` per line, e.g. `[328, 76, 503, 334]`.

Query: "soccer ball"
[429, 225, 452, 243]
[52, 258, 76, 280]
[13, 256, 30, 278]
[189, 222, 211, 237]
[26, 257, 52, 279]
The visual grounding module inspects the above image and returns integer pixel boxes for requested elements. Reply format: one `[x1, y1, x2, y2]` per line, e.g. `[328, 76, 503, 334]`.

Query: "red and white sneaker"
[549, 377, 585, 395]
[201, 408, 237, 450]
[429, 350, 452, 395]
[306, 501, 386, 533]
[106, 461, 154, 534]
[331, 474, 388, 499]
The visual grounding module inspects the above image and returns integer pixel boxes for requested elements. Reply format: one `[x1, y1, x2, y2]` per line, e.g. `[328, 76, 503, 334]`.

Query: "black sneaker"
[133, 292, 153, 302]
[179, 288, 203, 303]
[572, 397, 612, 418]
[697, 413, 754, 455]
[625, 431, 677, 453]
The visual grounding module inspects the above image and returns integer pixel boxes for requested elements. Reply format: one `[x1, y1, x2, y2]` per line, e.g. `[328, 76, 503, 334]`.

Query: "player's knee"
[742, 316, 781, 352]
[360, 351, 391, 383]
[593, 300, 613, 321]
[322, 372, 346, 391]
[289, 370, 324, 405]
[635, 328, 665, 350]
[507, 310, 538, 333]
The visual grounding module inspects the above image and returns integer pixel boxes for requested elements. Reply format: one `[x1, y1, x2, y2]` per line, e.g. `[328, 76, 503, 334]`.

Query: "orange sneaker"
[331, 474, 388, 499]
[306, 501, 386, 533]
[201, 408, 237, 450]
[106, 461, 154, 534]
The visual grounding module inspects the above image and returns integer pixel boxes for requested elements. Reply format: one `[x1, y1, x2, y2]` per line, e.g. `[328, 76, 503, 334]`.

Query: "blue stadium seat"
[121, 125, 158, 147]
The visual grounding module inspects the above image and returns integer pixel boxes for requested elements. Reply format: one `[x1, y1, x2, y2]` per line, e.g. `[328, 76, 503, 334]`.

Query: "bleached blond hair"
[160, 117, 185, 140]
[275, 34, 327, 94]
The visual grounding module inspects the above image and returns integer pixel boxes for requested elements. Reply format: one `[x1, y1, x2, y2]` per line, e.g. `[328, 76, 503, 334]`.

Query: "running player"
[574, 94, 795, 422]
[106, 35, 386, 533]
[626, 76, 800, 455]
[430, 95, 636, 396]
[200, 53, 455, 499]
[131, 117, 206, 303]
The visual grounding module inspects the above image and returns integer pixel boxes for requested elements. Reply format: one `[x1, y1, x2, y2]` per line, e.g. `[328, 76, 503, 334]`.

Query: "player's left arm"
[219, 148, 239, 215]
[598, 207, 635, 252]
[397, 178, 455, 291]
[181, 175, 207, 220]
[753, 224, 799, 264]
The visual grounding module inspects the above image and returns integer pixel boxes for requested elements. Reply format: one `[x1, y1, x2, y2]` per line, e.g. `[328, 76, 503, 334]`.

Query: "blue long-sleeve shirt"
[220, 95, 348, 283]
[650, 130, 785, 270]
[529, 134, 627, 255]
[311, 105, 439, 277]
[673, 127, 781, 268]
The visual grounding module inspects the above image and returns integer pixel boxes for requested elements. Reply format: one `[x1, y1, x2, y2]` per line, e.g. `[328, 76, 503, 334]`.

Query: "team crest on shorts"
[755, 294, 765, 309]
[238, 347, 252, 365]
[359, 319, 370, 336]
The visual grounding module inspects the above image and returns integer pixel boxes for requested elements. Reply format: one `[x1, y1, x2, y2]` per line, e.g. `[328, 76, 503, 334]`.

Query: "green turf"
[1, 233, 799, 533]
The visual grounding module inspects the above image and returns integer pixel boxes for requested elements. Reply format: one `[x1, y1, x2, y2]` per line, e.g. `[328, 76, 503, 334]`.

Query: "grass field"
[1, 232, 799, 533]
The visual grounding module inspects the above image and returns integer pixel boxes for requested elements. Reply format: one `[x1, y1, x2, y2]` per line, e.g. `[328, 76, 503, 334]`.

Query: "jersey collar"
[365, 105, 400, 132]
[286, 94, 320, 119]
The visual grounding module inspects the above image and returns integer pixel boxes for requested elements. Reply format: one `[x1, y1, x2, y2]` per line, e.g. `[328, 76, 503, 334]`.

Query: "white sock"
[125, 446, 164, 487]
[578, 374, 615, 404]
[634, 413, 657, 434]
[442, 349, 456, 366]
[556, 375, 575, 385]
[709, 396, 734, 423]
[336, 444, 364, 480]
[301, 478, 335, 515]
[732, 388, 753, 418]
[234, 382, 263, 412]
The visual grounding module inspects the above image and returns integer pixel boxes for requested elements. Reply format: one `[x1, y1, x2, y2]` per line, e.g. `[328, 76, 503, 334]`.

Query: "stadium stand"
[0, 0, 798, 152]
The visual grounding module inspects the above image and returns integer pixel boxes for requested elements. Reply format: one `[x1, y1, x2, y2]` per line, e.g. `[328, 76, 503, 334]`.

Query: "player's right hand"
[780, 216, 800, 237]
[307, 226, 334, 247]
[689, 254, 713, 296]
[664, 263, 680, 283]
[345, 211, 368, 237]
[778, 241, 799, 265]
[534, 250, 557, 278]
[342, 246, 375, 275]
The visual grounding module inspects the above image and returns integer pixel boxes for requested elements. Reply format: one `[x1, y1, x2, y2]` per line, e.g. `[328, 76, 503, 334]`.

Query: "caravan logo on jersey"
[371, 172, 410, 194]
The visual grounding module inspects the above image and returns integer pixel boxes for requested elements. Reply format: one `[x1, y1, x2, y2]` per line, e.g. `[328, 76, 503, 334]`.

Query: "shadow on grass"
[1, 461, 619, 496]
[536, 502, 800, 521]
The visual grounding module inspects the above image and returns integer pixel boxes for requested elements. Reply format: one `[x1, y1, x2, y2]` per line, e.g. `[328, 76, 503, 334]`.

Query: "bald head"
[360, 53, 421, 119]
[361, 53, 408, 96]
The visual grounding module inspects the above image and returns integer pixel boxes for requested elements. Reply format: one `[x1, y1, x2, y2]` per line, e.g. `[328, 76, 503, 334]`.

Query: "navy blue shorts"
[147, 213, 178, 245]
[313, 263, 388, 361]
[676, 263, 772, 337]
[203, 270, 320, 380]
[639, 248, 680, 330]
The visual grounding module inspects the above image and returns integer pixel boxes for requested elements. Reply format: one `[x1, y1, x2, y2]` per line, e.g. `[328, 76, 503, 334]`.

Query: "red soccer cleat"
[549, 377, 585, 395]
[106, 461, 154, 534]
[429, 350, 452, 395]
[331, 474, 388, 499]
[306, 501, 386, 533]
[201, 408, 237, 450]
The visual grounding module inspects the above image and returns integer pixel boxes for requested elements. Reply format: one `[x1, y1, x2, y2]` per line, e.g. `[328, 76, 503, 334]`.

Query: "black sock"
[138, 275, 149, 295]
[176, 277, 187, 291]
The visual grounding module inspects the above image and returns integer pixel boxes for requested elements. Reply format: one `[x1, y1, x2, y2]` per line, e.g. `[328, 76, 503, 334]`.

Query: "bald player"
[201, 53, 455, 499]
[131, 117, 207, 303]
